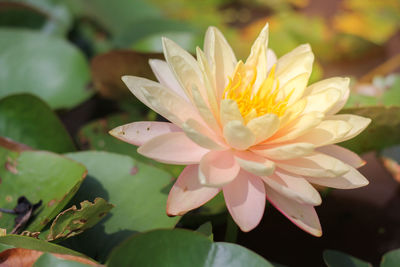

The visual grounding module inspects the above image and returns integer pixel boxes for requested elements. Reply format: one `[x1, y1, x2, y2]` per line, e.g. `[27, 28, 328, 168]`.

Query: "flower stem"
[225, 213, 238, 243]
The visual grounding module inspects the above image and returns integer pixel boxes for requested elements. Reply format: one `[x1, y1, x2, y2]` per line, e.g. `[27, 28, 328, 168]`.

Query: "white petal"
[305, 166, 369, 189]
[109, 121, 181, 146]
[317, 145, 364, 168]
[325, 114, 371, 143]
[266, 187, 322, 236]
[303, 77, 350, 115]
[149, 59, 189, 101]
[276, 44, 314, 104]
[302, 88, 342, 114]
[162, 37, 205, 100]
[182, 119, 226, 150]
[245, 23, 269, 91]
[246, 113, 280, 144]
[223, 120, 256, 150]
[122, 76, 202, 127]
[138, 132, 209, 164]
[204, 26, 237, 100]
[234, 150, 275, 176]
[268, 112, 324, 144]
[276, 152, 350, 178]
[220, 99, 244, 126]
[252, 142, 314, 160]
[266, 48, 277, 72]
[293, 120, 352, 147]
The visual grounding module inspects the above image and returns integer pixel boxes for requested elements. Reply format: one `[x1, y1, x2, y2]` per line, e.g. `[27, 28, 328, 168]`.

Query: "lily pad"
[323, 250, 372, 267]
[61, 151, 180, 262]
[381, 248, 400, 267]
[0, 235, 86, 257]
[0, 145, 87, 232]
[46, 198, 114, 241]
[339, 106, 400, 154]
[0, 0, 72, 36]
[0, 94, 76, 153]
[106, 229, 273, 267]
[0, 28, 92, 109]
[34, 253, 93, 267]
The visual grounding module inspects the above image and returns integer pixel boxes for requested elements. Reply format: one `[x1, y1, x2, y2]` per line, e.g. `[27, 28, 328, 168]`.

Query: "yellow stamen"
[223, 64, 293, 120]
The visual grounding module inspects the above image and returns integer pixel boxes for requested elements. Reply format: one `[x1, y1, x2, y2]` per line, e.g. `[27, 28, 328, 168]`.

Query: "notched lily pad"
[47, 198, 113, 241]
[0, 94, 76, 153]
[0, 145, 87, 233]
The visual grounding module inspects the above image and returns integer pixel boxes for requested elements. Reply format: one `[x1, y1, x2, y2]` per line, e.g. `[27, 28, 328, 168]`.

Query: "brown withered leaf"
[0, 137, 32, 152]
[46, 198, 113, 241]
[0, 248, 100, 266]
[91, 50, 164, 100]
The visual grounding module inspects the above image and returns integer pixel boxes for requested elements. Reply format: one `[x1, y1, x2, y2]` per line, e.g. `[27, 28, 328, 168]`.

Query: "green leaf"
[381, 248, 400, 267]
[323, 250, 372, 267]
[0, 146, 87, 232]
[0, 28, 92, 109]
[0, 94, 76, 153]
[67, 0, 194, 48]
[106, 229, 273, 267]
[33, 253, 91, 267]
[0, 235, 86, 257]
[46, 198, 113, 241]
[61, 151, 180, 262]
[0, 0, 72, 36]
[195, 221, 213, 241]
[339, 106, 400, 153]
[78, 113, 184, 177]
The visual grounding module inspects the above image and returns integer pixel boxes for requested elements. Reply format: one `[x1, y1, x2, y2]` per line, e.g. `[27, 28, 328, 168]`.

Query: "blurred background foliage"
[0, 0, 400, 266]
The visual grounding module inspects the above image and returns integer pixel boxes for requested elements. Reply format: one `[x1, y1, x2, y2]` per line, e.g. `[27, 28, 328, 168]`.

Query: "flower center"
[222, 64, 293, 121]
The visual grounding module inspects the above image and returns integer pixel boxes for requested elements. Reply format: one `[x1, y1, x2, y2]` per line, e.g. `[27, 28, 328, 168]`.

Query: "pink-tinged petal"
[199, 150, 240, 187]
[276, 152, 350, 178]
[234, 150, 275, 176]
[223, 171, 266, 232]
[204, 26, 237, 100]
[109, 121, 181, 146]
[305, 166, 369, 189]
[138, 132, 209, 164]
[167, 165, 220, 216]
[149, 59, 190, 102]
[317, 145, 365, 168]
[262, 170, 321, 205]
[266, 187, 322, 237]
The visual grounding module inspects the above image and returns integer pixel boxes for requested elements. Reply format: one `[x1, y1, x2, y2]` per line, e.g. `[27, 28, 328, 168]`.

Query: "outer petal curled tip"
[223, 171, 266, 232]
[199, 150, 240, 187]
[109, 121, 181, 147]
[167, 165, 220, 216]
[234, 150, 275, 177]
[266, 187, 322, 237]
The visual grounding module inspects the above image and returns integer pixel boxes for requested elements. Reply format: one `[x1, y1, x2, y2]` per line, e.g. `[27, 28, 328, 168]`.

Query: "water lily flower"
[110, 23, 371, 236]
